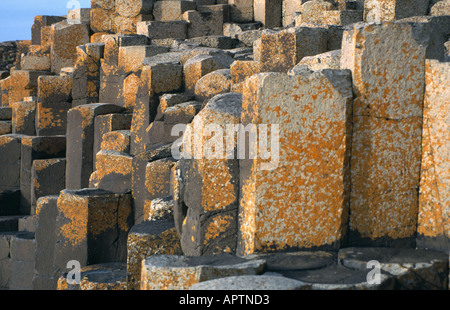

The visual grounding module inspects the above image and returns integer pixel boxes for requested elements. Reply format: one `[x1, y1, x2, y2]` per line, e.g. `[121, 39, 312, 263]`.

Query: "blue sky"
[0, 0, 91, 42]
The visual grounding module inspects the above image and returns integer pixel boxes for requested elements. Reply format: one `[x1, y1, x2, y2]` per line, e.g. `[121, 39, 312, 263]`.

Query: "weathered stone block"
[31, 15, 66, 45]
[364, 0, 431, 23]
[100, 130, 131, 153]
[198, 4, 231, 23]
[417, 60, 450, 252]
[0, 134, 26, 191]
[259, 27, 328, 73]
[131, 144, 173, 223]
[137, 21, 188, 39]
[230, 60, 261, 85]
[178, 93, 242, 256]
[142, 62, 184, 95]
[183, 10, 224, 38]
[194, 69, 232, 101]
[140, 254, 266, 290]
[238, 69, 353, 255]
[147, 101, 202, 146]
[0, 121, 11, 135]
[91, 150, 133, 193]
[54, 189, 133, 276]
[72, 43, 104, 107]
[154, 1, 197, 21]
[30, 159, 66, 212]
[20, 54, 51, 71]
[229, 0, 254, 23]
[51, 21, 90, 74]
[183, 53, 234, 93]
[282, 0, 304, 26]
[68, 8, 91, 24]
[254, 0, 282, 28]
[11, 101, 36, 136]
[20, 136, 66, 215]
[126, 220, 182, 290]
[66, 103, 124, 190]
[341, 22, 426, 246]
[93, 113, 132, 167]
[33, 195, 58, 290]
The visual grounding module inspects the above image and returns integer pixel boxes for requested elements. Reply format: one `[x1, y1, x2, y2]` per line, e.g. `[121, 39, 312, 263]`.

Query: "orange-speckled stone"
[341, 22, 426, 246]
[50, 21, 90, 74]
[54, 189, 133, 270]
[140, 254, 266, 290]
[180, 93, 243, 256]
[417, 59, 450, 250]
[238, 69, 353, 255]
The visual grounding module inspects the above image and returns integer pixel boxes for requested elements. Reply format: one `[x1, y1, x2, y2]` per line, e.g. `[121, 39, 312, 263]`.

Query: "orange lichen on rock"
[238, 69, 353, 255]
[341, 22, 426, 245]
[417, 60, 450, 246]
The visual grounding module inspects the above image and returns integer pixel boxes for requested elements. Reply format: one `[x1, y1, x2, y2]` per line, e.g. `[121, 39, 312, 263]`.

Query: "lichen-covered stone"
[238, 68, 353, 255]
[341, 22, 426, 246]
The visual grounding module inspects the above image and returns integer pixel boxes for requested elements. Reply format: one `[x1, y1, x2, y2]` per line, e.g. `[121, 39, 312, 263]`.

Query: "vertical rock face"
[50, 21, 90, 74]
[1, 0, 450, 292]
[178, 92, 242, 256]
[417, 59, 450, 252]
[54, 189, 133, 273]
[341, 22, 427, 247]
[66, 103, 124, 190]
[238, 69, 353, 255]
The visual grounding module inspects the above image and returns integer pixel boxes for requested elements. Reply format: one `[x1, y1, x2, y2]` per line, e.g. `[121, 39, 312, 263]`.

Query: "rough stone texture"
[238, 69, 353, 255]
[20, 136, 66, 215]
[338, 247, 449, 289]
[154, 1, 197, 21]
[0, 134, 26, 192]
[37, 75, 73, 136]
[100, 130, 131, 153]
[140, 254, 266, 290]
[183, 53, 234, 93]
[183, 10, 224, 39]
[194, 69, 232, 101]
[54, 189, 133, 279]
[364, 0, 431, 23]
[126, 219, 182, 290]
[11, 101, 36, 136]
[90, 150, 133, 193]
[259, 27, 328, 73]
[66, 103, 124, 190]
[8, 232, 36, 290]
[177, 93, 242, 256]
[33, 196, 59, 290]
[341, 22, 426, 247]
[417, 60, 450, 252]
[293, 49, 341, 71]
[229, 0, 254, 23]
[253, 0, 282, 28]
[430, 0, 450, 16]
[190, 275, 310, 290]
[230, 60, 261, 85]
[31, 16, 66, 46]
[30, 159, 66, 212]
[131, 143, 173, 224]
[72, 43, 104, 107]
[137, 21, 188, 40]
[93, 113, 132, 167]
[50, 21, 90, 74]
